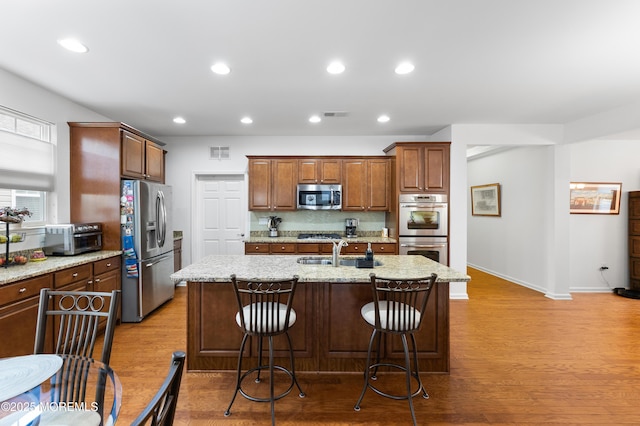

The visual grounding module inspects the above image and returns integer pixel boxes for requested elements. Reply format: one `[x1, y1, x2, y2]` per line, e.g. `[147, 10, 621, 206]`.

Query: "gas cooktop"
[297, 233, 342, 240]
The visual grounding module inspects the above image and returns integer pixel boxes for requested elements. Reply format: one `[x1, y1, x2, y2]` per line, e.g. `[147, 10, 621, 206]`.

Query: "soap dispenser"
[365, 242, 374, 261]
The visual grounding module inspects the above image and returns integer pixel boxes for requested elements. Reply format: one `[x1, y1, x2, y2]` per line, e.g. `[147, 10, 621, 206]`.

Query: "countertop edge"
[0, 250, 123, 285]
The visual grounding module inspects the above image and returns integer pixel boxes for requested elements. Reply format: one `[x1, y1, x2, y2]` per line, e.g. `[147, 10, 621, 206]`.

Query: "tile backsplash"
[250, 211, 386, 234]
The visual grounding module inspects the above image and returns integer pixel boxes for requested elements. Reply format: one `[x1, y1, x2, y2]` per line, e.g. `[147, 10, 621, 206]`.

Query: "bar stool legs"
[354, 329, 427, 426]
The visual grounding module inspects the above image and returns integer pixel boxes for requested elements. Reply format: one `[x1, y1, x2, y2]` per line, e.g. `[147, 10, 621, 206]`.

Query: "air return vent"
[323, 111, 349, 117]
[210, 146, 230, 160]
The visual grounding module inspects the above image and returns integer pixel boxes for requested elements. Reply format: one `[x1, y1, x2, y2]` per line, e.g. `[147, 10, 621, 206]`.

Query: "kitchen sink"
[296, 256, 382, 267]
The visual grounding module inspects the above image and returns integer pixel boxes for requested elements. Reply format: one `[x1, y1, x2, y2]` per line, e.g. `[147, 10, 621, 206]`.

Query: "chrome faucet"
[332, 239, 349, 267]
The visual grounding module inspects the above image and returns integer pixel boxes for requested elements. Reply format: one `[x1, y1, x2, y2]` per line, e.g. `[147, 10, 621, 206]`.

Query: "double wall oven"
[398, 194, 448, 265]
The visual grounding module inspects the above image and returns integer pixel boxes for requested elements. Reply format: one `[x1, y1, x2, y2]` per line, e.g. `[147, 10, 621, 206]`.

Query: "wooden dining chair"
[130, 351, 186, 426]
[33, 288, 120, 364]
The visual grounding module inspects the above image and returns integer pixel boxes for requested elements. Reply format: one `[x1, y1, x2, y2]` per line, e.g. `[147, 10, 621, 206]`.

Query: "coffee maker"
[345, 218, 358, 238]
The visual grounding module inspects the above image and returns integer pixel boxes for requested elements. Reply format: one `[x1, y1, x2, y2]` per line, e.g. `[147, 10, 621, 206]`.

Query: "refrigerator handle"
[157, 190, 167, 247]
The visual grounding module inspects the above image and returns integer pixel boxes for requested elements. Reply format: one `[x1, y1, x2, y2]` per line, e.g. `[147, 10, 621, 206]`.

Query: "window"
[0, 106, 54, 227]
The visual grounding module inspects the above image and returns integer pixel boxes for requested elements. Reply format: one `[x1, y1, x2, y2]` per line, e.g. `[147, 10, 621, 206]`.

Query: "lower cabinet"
[245, 242, 397, 255]
[187, 279, 449, 373]
[0, 255, 122, 358]
[0, 274, 53, 357]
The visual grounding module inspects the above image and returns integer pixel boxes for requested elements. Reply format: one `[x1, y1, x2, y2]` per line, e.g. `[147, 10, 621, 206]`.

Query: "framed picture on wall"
[470, 183, 501, 216]
[569, 182, 622, 214]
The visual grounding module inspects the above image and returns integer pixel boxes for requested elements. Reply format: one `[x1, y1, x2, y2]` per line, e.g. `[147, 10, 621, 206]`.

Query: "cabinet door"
[93, 269, 121, 325]
[320, 159, 342, 183]
[398, 145, 423, 193]
[121, 130, 146, 179]
[342, 159, 367, 211]
[367, 158, 390, 210]
[245, 243, 270, 254]
[298, 159, 319, 183]
[272, 159, 297, 210]
[248, 159, 272, 210]
[145, 140, 165, 182]
[423, 145, 449, 193]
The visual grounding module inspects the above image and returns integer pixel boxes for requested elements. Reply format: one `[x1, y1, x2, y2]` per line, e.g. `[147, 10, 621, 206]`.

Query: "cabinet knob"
[379, 246, 384, 251]
[18, 287, 26, 293]
[255, 246, 260, 250]
[281, 246, 286, 250]
[95, 278, 101, 283]
[106, 263, 111, 267]
[72, 272, 78, 277]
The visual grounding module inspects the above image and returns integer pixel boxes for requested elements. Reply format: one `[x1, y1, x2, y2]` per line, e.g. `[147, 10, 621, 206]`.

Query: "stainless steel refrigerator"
[120, 180, 175, 322]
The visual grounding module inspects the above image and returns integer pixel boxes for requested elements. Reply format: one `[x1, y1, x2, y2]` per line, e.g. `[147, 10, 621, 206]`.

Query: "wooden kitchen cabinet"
[92, 256, 122, 324]
[298, 158, 342, 184]
[0, 274, 53, 357]
[629, 192, 640, 290]
[121, 130, 165, 182]
[247, 157, 298, 211]
[342, 242, 396, 255]
[173, 238, 182, 272]
[245, 243, 270, 254]
[386, 142, 450, 194]
[69, 122, 168, 251]
[342, 157, 391, 211]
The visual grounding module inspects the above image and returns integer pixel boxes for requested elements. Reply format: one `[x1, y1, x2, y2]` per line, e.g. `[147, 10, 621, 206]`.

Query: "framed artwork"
[471, 183, 501, 216]
[569, 182, 622, 214]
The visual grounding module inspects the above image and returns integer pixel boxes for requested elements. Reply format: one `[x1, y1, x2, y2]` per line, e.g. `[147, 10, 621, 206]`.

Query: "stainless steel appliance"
[345, 218, 358, 238]
[44, 223, 103, 256]
[120, 180, 174, 322]
[297, 184, 342, 210]
[399, 236, 448, 265]
[267, 216, 281, 237]
[398, 194, 449, 265]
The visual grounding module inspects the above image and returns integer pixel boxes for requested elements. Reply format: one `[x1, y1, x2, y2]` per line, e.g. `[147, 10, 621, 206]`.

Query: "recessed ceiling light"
[309, 115, 322, 123]
[326, 61, 345, 74]
[211, 62, 231, 75]
[377, 115, 390, 123]
[395, 62, 415, 75]
[241, 117, 253, 124]
[173, 117, 186, 124]
[57, 38, 89, 53]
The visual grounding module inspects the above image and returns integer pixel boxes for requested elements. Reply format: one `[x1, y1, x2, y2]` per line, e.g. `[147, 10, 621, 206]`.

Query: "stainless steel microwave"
[297, 184, 342, 210]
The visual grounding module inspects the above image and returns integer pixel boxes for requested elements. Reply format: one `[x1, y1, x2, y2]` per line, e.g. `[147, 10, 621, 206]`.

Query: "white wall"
[0, 68, 111, 223]
[467, 146, 550, 292]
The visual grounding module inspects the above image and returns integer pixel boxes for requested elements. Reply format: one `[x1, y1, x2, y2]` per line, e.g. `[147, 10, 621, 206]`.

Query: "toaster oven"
[44, 223, 103, 256]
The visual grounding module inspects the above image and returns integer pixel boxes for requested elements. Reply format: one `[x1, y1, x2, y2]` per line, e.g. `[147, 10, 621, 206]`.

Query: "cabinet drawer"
[0, 274, 52, 306]
[297, 243, 322, 254]
[54, 264, 92, 288]
[245, 243, 270, 254]
[93, 256, 121, 276]
[270, 243, 296, 254]
[372, 243, 396, 255]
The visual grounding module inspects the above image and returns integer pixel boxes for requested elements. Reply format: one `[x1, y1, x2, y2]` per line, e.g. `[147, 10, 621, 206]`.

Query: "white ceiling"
[2, 0, 640, 138]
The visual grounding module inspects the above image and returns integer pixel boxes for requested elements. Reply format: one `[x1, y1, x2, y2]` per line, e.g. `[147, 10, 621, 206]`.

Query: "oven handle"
[401, 243, 447, 248]
[401, 204, 448, 209]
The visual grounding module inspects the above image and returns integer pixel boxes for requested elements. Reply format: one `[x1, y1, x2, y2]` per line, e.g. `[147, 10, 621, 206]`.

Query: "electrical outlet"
[258, 217, 268, 225]
[600, 265, 609, 271]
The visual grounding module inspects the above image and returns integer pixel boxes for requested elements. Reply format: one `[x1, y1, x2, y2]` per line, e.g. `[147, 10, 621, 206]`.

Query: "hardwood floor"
[108, 268, 640, 425]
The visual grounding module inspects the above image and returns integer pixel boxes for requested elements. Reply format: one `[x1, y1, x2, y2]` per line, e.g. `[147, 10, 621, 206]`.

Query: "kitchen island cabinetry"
[173, 254, 469, 372]
[385, 142, 450, 194]
[342, 158, 391, 211]
[298, 158, 342, 184]
[248, 157, 298, 211]
[69, 122, 168, 250]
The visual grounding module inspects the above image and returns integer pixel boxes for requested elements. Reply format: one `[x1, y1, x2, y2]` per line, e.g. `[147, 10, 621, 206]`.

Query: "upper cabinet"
[387, 142, 450, 194]
[69, 122, 167, 250]
[121, 130, 165, 182]
[342, 157, 391, 211]
[298, 158, 342, 184]
[248, 157, 298, 211]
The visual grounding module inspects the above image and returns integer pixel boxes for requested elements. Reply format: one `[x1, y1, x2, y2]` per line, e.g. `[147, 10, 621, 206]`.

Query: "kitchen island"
[171, 254, 469, 373]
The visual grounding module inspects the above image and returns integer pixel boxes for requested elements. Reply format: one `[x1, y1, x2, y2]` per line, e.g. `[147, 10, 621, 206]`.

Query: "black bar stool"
[224, 274, 305, 425]
[354, 272, 438, 426]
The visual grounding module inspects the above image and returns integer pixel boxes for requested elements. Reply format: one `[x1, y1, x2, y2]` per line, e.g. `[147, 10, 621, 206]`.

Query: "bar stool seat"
[354, 272, 438, 426]
[225, 274, 305, 425]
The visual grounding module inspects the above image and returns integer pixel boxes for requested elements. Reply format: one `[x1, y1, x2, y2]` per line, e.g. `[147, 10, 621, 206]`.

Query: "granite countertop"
[0, 250, 122, 285]
[171, 254, 469, 284]
[245, 236, 397, 244]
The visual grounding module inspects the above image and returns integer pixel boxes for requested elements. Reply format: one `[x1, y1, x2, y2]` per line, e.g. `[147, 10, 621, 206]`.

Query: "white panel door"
[194, 174, 246, 262]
